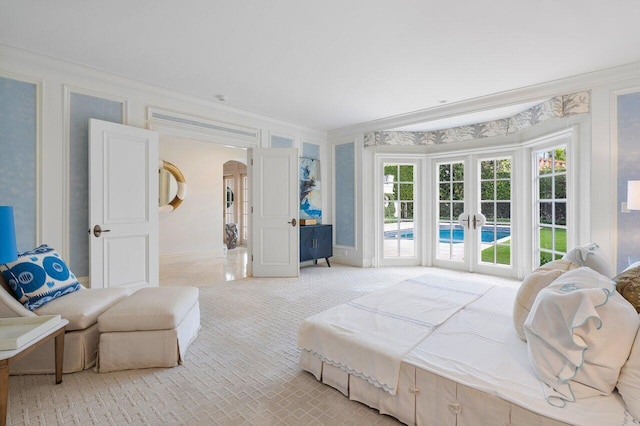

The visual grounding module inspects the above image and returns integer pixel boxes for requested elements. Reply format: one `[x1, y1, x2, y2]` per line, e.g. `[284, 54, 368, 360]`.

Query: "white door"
[251, 148, 299, 277]
[89, 119, 159, 288]
[433, 153, 516, 277]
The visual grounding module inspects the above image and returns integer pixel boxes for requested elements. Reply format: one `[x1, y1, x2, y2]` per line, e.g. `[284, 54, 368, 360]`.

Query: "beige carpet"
[8, 264, 517, 425]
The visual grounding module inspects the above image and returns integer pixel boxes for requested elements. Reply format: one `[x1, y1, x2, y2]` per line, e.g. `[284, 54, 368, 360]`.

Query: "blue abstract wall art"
[300, 158, 321, 222]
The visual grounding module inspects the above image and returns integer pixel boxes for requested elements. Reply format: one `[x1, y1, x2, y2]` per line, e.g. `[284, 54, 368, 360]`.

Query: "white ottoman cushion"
[36, 287, 132, 331]
[97, 286, 200, 372]
[98, 287, 198, 332]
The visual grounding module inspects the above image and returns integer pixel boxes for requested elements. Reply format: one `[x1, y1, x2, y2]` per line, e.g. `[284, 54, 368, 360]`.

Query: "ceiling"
[2, 1, 640, 132]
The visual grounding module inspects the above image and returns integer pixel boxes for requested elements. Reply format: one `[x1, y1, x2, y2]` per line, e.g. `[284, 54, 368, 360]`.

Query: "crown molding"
[0, 43, 327, 138]
[328, 61, 640, 139]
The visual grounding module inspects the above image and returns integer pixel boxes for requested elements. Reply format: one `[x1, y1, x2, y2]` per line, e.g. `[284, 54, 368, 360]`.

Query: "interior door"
[251, 148, 299, 277]
[89, 119, 159, 288]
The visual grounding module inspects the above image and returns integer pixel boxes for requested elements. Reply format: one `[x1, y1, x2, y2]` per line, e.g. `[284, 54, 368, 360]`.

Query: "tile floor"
[159, 246, 248, 286]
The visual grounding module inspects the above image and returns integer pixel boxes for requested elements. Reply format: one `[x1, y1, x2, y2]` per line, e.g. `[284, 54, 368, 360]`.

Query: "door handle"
[92, 224, 111, 237]
[458, 213, 470, 229]
[288, 218, 297, 227]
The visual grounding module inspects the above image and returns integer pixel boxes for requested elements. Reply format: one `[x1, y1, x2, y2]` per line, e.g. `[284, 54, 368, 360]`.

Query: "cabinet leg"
[326, 258, 331, 267]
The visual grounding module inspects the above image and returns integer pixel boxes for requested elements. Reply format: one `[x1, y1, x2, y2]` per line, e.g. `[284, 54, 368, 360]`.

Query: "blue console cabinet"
[300, 224, 332, 267]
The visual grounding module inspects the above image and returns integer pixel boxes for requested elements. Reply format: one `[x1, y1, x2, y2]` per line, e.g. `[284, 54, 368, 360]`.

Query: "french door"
[378, 158, 422, 266]
[433, 153, 515, 277]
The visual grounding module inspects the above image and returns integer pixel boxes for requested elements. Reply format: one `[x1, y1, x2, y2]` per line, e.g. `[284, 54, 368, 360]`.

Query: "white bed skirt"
[300, 350, 570, 426]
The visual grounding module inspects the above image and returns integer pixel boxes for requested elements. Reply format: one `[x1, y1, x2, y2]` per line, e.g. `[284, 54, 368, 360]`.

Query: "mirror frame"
[159, 160, 187, 213]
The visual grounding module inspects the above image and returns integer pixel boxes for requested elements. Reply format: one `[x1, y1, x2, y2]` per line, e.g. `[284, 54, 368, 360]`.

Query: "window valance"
[364, 91, 590, 147]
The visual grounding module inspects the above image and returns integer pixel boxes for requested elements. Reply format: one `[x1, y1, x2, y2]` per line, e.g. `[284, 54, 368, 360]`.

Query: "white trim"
[268, 131, 296, 148]
[0, 71, 44, 249]
[329, 62, 640, 138]
[528, 129, 576, 269]
[147, 106, 260, 148]
[374, 154, 425, 267]
[62, 85, 127, 265]
[0, 43, 326, 137]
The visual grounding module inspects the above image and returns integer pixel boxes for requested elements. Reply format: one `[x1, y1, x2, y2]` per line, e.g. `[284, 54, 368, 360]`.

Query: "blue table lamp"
[0, 206, 18, 264]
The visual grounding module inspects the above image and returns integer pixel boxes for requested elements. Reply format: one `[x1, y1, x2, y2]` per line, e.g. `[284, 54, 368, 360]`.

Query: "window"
[383, 163, 416, 258]
[224, 176, 235, 225]
[533, 146, 568, 265]
[241, 174, 248, 242]
[436, 161, 465, 261]
[479, 157, 512, 266]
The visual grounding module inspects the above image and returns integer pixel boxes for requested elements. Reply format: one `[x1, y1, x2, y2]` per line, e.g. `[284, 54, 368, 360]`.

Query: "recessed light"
[215, 94, 228, 102]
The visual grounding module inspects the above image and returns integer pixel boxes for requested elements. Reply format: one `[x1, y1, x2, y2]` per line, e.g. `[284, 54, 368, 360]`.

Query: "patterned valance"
[364, 91, 590, 147]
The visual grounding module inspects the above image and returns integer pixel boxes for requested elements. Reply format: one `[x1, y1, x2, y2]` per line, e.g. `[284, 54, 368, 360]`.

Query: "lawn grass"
[481, 242, 511, 264]
[480, 227, 567, 265]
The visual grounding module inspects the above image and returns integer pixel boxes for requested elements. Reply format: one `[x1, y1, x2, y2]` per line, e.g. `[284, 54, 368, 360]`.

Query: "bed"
[298, 268, 639, 426]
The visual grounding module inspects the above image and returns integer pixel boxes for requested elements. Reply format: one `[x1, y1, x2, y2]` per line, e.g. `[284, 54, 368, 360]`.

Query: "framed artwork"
[300, 158, 321, 222]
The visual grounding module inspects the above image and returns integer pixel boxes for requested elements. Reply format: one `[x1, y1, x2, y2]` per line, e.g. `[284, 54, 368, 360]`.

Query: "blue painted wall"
[303, 142, 320, 160]
[334, 142, 355, 247]
[0, 77, 37, 251]
[617, 92, 640, 272]
[271, 135, 293, 148]
[69, 93, 123, 277]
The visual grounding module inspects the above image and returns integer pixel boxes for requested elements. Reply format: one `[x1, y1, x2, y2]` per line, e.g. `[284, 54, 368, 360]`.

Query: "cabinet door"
[300, 226, 314, 262]
[314, 225, 333, 259]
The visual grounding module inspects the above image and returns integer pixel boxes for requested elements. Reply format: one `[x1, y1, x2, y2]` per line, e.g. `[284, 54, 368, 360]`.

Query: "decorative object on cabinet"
[300, 158, 321, 223]
[300, 224, 332, 267]
[0, 206, 17, 265]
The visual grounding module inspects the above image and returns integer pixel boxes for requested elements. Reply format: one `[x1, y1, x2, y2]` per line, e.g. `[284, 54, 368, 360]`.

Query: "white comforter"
[405, 286, 630, 426]
[297, 275, 492, 395]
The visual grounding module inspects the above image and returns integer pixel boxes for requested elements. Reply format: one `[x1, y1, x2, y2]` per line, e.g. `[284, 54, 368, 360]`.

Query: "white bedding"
[298, 275, 492, 394]
[404, 286, 631, 426]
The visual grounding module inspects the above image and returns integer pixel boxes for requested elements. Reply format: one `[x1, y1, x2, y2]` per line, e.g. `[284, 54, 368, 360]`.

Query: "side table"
[0, 319, 68, 426]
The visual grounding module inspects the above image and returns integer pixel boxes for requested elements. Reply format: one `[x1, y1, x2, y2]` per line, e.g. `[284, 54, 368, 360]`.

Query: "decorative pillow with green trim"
[0, 244, 81, 311]
[615, 262, 640, 313]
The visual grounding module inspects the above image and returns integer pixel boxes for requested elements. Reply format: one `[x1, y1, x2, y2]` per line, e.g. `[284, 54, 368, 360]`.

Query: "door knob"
[92, 224, 111, 237]
[288, 218, 297, 227]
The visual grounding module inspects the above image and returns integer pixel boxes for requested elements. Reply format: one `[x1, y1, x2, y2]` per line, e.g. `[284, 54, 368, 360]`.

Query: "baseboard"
[160, 248, 226, 265]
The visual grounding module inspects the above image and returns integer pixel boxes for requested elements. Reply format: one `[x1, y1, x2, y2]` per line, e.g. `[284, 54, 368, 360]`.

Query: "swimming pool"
[385, 227, 511, 243]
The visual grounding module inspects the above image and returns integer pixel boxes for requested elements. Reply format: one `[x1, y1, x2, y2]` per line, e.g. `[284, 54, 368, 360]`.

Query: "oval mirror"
[159, 160, 186, 214]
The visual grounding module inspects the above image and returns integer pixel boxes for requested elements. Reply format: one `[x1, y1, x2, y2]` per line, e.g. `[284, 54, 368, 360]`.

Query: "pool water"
[388, 227, 510, 243]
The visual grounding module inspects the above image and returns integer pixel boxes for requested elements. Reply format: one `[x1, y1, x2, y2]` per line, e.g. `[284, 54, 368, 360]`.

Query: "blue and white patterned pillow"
[0, 244, 81, 311]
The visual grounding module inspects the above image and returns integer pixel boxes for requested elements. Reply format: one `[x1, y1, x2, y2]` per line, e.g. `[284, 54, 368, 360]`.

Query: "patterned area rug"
[8, 265, 517, 425]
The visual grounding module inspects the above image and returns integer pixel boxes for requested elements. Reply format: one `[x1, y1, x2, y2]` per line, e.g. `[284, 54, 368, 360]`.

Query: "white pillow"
[617, 323, 640, 419]
[524, 267, 639, 406]
[562, 243, 614, 279]
[513, 259, 579, 341]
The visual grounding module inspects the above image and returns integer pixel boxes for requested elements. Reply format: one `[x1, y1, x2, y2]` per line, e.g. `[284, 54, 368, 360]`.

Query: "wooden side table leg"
[54, 329, 65, 384]
[0, 359, 9, 426]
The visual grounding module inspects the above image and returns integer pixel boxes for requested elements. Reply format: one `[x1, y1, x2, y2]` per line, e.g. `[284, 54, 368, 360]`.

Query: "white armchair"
[0, 276, 131, 374]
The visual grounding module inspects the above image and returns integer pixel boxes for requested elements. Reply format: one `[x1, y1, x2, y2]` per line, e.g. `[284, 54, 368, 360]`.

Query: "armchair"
[0, 276, 131, 374]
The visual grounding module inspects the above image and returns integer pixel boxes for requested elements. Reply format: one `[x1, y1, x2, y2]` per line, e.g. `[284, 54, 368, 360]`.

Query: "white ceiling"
[2, 1, 640, 132]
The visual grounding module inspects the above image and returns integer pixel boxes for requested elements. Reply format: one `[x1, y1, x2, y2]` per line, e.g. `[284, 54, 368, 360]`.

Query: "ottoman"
[96, 286, 200, 372]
